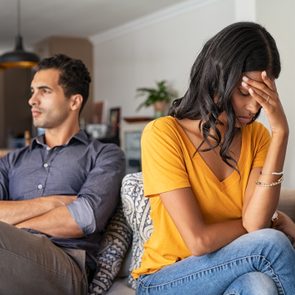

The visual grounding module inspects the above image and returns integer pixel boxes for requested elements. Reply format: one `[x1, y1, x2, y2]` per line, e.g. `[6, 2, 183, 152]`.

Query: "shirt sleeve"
[142, 118, 190, 197]
[251, 122, 271, 169]
[0, 153, 11, 200]
[67, 143, 125, 235]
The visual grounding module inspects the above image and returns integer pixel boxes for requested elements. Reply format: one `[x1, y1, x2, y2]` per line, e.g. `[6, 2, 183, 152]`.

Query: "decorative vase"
[153, 101, 168, 118]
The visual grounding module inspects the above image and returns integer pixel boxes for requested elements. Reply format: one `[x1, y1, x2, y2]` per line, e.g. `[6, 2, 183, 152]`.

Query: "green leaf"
[135, 80, 177, 111]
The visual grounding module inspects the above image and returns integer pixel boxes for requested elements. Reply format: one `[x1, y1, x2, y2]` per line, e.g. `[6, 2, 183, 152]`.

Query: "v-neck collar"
[173, 117, 244, 184]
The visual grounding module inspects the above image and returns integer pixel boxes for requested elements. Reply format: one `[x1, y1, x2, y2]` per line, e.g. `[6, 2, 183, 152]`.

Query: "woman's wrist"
[271, 128, 289, 140]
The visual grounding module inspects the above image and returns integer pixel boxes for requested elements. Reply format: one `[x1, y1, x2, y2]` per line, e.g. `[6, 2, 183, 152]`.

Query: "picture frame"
[109, 107, 121, 138]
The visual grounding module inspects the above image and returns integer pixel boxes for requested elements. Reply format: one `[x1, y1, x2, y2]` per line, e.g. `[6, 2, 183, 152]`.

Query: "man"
[0, 54, 125, 294]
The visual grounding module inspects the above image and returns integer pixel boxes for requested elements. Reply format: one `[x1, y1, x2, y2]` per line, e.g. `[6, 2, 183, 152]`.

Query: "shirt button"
[37, 184, 43, 190]
[43, 163, 49, 168]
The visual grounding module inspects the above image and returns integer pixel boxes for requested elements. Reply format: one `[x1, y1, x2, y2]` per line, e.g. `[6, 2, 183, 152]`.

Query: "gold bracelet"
[260, 171, 284, 176]
[256, 175, 284, 187]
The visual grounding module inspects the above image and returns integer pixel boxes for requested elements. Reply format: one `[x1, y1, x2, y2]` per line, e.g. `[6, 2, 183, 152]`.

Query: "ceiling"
[0, 0, 185, 53]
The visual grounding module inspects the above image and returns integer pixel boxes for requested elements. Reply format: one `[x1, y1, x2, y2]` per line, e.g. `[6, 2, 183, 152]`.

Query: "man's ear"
[70, 94, 83, 111]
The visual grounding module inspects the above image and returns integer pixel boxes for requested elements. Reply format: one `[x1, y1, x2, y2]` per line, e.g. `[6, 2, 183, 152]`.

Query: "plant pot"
[153, 101, 168, 118]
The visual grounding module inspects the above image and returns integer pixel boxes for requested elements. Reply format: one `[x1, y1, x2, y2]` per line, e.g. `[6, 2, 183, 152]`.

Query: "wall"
[92, 0, 235, 120]
[255, 0, 295, 188]
[92, 0, 295, 188]
[234, 1, 295, 188]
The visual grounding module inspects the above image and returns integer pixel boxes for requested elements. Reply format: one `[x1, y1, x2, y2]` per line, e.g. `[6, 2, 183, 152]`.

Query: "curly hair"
[169, 22, 281, 170]
[35, 54, 91, 113]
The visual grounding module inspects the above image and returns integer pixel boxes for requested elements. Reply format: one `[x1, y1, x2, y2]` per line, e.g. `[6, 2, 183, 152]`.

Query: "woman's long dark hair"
[169, 22, 281, 169]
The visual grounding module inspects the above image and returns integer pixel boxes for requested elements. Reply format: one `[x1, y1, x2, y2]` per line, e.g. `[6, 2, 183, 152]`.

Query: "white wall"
[234, 0, 295, 188]
[255, 0, 295, 188]
[92, 0, 235, 119]
[92, 0, 295, 188]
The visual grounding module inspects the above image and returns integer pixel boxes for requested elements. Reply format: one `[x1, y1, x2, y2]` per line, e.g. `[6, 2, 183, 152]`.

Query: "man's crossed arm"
[0, 196, 84, 238]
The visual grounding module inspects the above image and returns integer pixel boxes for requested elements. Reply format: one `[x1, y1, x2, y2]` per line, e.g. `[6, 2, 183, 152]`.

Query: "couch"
[90, 172, 295, 295]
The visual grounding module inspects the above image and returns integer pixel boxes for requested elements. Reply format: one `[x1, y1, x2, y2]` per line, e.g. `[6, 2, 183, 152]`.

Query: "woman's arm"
[242, 71, 289, 231]
[161, 187, 246, 256]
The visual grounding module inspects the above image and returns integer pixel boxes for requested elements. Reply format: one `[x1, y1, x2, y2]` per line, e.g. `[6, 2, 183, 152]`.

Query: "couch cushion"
[121, 172, 153, 289]
[106, 278, 135, 295]
[88, 202, 132, 295]
[278, 189, 295, 221]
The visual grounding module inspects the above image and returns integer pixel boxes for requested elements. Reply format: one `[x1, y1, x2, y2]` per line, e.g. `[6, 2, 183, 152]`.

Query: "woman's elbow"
[242, 219, 269, 233]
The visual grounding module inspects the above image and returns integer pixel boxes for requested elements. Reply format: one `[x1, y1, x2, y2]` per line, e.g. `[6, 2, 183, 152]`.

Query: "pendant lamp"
[0, 0, 39, 69]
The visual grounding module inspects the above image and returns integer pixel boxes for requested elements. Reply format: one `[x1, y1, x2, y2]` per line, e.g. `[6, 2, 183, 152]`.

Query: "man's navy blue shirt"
[0, 130, 125, 261]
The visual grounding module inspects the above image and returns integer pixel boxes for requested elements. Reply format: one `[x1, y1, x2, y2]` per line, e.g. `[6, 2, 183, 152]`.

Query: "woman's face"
[231, 71, 264, 128]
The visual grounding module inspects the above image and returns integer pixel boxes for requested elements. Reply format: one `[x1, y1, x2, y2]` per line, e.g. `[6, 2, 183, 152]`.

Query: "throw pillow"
[88, 202, 132, 295]
[121, 172, 153, 289]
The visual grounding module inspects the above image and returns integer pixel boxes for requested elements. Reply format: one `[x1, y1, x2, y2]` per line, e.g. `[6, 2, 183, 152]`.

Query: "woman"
[133, 22, 295, 294]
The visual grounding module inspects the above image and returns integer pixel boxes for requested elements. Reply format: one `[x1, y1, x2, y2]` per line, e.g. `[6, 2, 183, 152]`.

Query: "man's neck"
[44, 124, 80, 148]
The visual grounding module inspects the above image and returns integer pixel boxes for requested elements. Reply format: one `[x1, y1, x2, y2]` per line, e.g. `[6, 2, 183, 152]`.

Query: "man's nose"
[28, 92, 38, 106]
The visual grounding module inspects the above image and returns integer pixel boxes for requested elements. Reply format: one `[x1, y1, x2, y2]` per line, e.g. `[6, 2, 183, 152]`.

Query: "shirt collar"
[31, 129, 89, 150]
[71, 129, 89, 145]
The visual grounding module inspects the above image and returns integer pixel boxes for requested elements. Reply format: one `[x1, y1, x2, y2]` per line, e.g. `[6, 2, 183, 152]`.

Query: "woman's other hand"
[273, 210, 295, 241]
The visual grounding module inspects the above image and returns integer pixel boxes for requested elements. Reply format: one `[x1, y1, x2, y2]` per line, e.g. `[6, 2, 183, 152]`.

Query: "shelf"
[123, 116, 153, 123]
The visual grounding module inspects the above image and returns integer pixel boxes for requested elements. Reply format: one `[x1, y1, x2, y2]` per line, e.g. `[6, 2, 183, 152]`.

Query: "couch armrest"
[278, 189, 295, 221]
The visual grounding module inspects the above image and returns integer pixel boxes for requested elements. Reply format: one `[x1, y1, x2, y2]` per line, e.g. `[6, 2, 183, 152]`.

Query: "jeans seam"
[138, 254, 285, 294]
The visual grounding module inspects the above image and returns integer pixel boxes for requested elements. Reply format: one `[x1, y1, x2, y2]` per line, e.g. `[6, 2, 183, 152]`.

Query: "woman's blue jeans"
[136, 229, 295, 295]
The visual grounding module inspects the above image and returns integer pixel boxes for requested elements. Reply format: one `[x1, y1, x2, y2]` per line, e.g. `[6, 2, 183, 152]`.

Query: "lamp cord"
[17, 0, 21, 36]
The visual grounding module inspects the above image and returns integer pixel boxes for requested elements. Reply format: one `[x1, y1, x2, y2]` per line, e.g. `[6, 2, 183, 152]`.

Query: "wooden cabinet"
[0, 68, 33, 148]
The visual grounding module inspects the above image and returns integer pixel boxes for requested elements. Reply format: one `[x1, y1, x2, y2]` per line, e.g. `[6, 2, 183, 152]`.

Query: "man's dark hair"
[169, 22, 280, 170]
[36, 54, 91, 112]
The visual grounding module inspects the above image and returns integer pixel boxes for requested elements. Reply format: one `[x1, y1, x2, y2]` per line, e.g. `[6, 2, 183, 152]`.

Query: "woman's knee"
[247, 228, 291, 249]
[223, 272, 278, 295]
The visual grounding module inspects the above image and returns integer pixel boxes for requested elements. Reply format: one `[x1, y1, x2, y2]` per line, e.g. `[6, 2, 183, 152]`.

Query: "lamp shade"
[0, 35, 39, 69]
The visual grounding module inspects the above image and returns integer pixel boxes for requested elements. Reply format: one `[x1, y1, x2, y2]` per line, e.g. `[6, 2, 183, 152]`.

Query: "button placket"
[40, 146, 61, 194]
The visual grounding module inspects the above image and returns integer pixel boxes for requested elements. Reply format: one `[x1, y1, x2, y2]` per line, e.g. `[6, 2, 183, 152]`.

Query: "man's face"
[29, 69, 72, 129]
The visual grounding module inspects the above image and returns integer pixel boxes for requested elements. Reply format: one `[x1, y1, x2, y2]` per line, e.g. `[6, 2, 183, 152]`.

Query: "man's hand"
[45, 195, 77, 206]
[0, 195, 76, 225]
[15, 205, 84, 238]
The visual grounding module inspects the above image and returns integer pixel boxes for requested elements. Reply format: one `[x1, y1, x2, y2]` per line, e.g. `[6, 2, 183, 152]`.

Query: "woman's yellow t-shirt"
[132, 116, 270, 279]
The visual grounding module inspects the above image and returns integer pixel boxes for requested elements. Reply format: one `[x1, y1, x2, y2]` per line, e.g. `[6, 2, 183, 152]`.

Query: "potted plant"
[136, 80, 177, 117]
